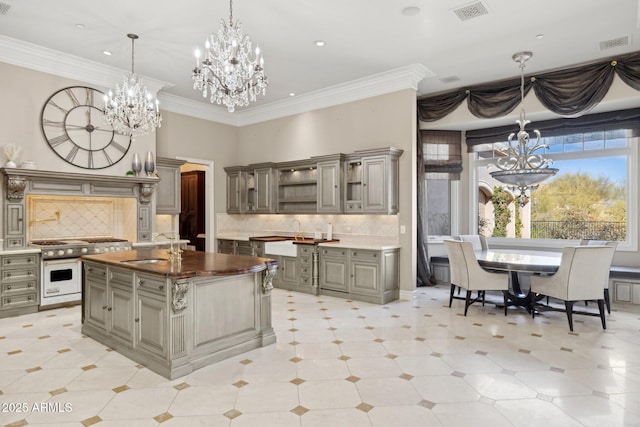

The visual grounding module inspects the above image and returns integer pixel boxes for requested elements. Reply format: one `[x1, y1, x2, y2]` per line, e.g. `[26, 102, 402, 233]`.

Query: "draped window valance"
[465, 107, 640, 150]
[417, 51, 640, 122]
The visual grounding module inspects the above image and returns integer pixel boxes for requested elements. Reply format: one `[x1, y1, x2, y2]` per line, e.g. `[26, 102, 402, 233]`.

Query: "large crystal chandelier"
[191, 0, 268, 112]
[103, 34, 162, 137]
[490, 51, 558, 207]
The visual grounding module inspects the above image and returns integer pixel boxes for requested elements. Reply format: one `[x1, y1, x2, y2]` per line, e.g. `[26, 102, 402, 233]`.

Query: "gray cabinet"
[156, 158, 186, 215]
[254, 167, 275, 213]
[317, 159, 343, 213]
[217, 239, 236, 254]
[5, 203, 25, 248]
[320, 246, 399, 304]
[225, 169, 244, 214]
[135, 274, 168, 359]
[319, 247, 349, 292]
[345, 148, 402, 214]
[224, 148, 401, 215]
[83, 262, 168, 360]
[236, 240, 265, 257]
[297, 245, 315, 292]
[138, 205, 152, 242]
[0, 252, 39, 318]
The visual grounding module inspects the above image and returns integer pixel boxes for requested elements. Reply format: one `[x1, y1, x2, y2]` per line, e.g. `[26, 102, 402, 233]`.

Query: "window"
[473, 129, 636, 246]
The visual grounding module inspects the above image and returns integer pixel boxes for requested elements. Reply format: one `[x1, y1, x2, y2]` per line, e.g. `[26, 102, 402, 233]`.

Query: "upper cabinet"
[346, 148, 402, 215]
[156, 157, 186, 215]
[225, 147, 402, 215]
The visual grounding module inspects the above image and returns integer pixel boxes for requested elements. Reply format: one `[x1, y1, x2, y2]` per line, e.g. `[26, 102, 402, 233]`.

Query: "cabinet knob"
[138, 280, 144, 286]
[28, 284, 33, 288]
[159, 285, 164, 291]
[6, 273, 11, 277]
[7, 298, 11, 303]
[87, 267, 93, 272]
[28, 296, 32, 301]
[353, 252, 357, 256]
[6, 285, 11, 290]
[107, 307, 112, 311]
[135, 318, 140, 323]
[6, 260, 10, 264]
[102, 305, 107, 310]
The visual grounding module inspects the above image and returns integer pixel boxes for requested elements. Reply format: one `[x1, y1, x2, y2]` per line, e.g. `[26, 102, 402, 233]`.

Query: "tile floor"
[2, 285, 640, 426]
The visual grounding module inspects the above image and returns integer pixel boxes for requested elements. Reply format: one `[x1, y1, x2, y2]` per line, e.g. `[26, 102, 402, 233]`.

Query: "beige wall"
[0, 62, 155, 176]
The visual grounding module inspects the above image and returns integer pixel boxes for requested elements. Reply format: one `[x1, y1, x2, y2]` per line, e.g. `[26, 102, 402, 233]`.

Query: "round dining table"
[475, 249, 563, 311]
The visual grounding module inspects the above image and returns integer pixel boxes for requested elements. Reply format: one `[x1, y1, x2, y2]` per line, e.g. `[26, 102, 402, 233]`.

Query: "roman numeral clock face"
[40, 86, 131, 169]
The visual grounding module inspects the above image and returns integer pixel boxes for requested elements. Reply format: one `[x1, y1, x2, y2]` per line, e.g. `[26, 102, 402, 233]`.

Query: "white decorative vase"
[4, 161, 16, 168]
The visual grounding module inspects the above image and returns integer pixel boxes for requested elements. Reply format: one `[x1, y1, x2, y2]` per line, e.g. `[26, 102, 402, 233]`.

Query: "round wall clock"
[40, 86, 132, 169]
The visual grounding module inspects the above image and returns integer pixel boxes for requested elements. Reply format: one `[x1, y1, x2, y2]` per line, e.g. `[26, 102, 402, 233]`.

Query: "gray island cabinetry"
[81, 249, 277, 379]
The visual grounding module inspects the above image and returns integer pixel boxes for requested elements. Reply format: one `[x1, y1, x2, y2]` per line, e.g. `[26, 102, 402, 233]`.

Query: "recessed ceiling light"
[75, 24, 85, 29]
[401, 6, 421, 16]
[102, 50, 112, 56]
[535, 34, 544, 39]
[289, 92, 296, 97]
[314, 40, 326, 47]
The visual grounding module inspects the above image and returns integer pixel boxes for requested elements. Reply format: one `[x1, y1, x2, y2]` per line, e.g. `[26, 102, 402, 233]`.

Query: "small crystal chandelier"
[490, 51, 558, 207]
[191, 0, 268, 112]
[103, 34, 162, 137]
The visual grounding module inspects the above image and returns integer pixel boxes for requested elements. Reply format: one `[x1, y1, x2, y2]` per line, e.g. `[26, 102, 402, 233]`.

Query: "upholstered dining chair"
[454, 235, 488, 251]
[444, 240, 509, 316]
[530, 245, 615, 331]
[580, 240, 617, 313]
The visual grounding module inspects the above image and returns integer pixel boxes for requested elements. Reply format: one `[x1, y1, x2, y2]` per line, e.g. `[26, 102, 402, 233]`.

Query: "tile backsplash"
[217, 213, 399, 244]
[27, 195, 137, 241]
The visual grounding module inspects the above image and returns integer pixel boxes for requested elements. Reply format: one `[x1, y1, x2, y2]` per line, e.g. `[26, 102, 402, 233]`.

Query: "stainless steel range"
[30, 238, 132, 307]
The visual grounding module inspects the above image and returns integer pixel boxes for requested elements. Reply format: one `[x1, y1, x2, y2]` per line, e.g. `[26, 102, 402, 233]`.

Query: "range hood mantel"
[1, 167, 158, 203]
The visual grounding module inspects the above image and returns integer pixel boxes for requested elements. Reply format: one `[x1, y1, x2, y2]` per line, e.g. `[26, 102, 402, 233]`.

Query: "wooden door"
[180, 171, 206, 251]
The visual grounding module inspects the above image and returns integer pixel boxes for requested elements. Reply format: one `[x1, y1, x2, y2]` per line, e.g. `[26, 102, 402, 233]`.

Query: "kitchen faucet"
[292, 219, 304, 242]
[158, 232, 182, 263]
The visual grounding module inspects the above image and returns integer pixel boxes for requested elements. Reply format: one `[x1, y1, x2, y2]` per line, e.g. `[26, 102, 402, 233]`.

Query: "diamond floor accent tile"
[39, 335, 51, 339]
[233, 380, 249, 388]
[346, 376, 360, 383]
[82, 364, 97, 371]
[224, 409, 242, 420]
[338, 355, 351, 361]
[113, 385, 129, 393]
[174, 382, 190, 390]
[290, 405, 309, 416]
[356, 402, 374, 412]
[7, 420, 28, 427]
[419, 399, 436, 409]
[399, 373, 414, 381]
[240, 359, 253, 365]
[290, 378, 306, 385]
[58, 348, 71, 353]
[81, 416, 102, 426]
[290, 357, 303, 363]
[154, 412, 174, 423]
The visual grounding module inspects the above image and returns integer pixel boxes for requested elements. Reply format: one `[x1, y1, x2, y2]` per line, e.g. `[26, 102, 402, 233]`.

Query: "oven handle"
[43, 258, 82, 267]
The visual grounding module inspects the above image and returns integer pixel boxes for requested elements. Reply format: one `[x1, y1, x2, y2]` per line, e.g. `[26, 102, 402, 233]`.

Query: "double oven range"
[29, 238, 132, 307]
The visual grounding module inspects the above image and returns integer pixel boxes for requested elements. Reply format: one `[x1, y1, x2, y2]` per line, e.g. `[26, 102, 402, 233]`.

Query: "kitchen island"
[81, 249, 277, 379]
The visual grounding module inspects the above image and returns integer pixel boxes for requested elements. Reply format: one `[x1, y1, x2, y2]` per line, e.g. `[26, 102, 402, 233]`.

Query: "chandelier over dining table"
[489, 51, 558, 207]
[103, 33, 162, 137]
[191, 0, 268, 112]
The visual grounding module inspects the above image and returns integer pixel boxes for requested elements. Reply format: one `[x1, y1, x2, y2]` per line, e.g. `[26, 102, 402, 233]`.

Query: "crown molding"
[234, 63, 434, 126]
[0, 34, 433, 127]
[158, 93, 240, 126]
[0, 35, 171, 94]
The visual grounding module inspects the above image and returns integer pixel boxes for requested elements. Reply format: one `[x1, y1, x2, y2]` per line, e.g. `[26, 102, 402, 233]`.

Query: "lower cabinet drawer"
[2, 280, 37, 295]
[350, 250, 379, 261]
[136, 274, 167, 295]
[2, 292, 37, 309]
[2, 268, 37, 282]
[320, 247, 348, 258]
[3, 254, 38, 267]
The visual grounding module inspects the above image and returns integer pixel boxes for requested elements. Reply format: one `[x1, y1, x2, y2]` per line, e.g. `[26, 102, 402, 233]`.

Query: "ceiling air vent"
[439, 75, 462, 84]
[599, 36, 629, 51]
[0, 2, 11, 15]
[452, 1, 488, 22]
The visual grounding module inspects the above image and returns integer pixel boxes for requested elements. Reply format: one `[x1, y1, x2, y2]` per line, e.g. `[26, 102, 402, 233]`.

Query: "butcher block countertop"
[81, 248, 276, 279]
